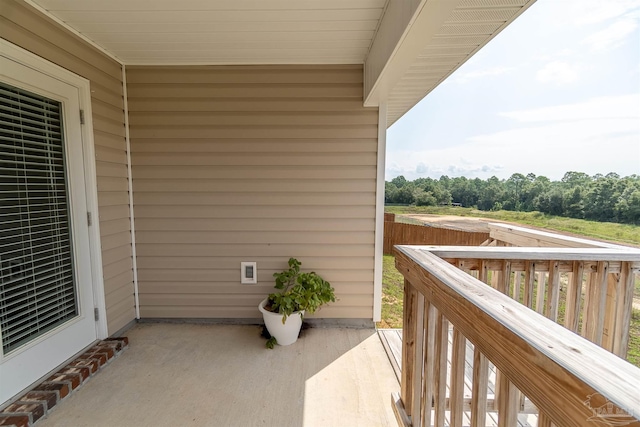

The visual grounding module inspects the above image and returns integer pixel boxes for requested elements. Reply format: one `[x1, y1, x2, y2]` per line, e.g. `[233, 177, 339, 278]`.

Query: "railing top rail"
[401, 245, 640, 262]
[394, 245, 640, 423]
[488, 222, 636, 250]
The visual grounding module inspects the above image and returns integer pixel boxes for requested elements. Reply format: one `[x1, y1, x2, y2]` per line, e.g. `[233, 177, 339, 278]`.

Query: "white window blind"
[0, 82, 78, 355]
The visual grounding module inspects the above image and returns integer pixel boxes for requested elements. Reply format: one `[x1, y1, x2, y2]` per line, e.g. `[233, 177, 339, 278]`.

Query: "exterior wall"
[127, 65, 378, 318]
[1, 1, 135, 334]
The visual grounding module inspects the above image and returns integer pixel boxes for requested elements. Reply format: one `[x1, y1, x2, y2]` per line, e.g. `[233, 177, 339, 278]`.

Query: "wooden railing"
[383, 222, 489, 255]
[487, 223, 634, 250]
[392, 245, 640, 427]
[420, 246, 637, 357]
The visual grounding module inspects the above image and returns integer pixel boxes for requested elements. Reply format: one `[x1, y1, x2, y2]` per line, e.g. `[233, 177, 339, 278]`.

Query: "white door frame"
[0, 39, 108, 339]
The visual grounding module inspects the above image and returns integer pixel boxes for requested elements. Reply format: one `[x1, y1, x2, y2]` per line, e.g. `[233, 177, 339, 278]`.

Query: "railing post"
[401, 279, 417, 419]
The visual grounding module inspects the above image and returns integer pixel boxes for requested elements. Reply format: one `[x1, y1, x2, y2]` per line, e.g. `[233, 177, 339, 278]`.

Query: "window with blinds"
[0, 82, 78, 355]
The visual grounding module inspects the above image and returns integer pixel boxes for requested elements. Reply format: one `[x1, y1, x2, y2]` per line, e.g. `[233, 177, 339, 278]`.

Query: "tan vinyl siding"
[127, 65, 378, 319]
[1, 0, 135, 334]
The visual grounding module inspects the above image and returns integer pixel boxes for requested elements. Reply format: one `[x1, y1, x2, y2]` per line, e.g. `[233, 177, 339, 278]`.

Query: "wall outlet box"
[241, 262, 257, 284]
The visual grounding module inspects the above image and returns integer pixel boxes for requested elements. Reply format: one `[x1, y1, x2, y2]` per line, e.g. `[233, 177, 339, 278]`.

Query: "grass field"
[379, 207, 640, 367]
[378, 255, 404, 329]
[385, 205, 640, 246]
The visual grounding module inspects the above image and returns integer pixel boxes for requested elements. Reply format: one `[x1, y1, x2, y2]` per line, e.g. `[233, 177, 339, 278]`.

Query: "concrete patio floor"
[36, 322, 399, 427]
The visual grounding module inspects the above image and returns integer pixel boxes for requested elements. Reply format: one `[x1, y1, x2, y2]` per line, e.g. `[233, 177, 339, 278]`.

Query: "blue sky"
[386, 0, 640, 181]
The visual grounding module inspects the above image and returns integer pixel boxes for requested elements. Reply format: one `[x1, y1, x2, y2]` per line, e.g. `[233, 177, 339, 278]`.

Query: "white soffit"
[385, 0, 536, 125]
[28, 0, 388, 65]
[27, 0, 536, 126]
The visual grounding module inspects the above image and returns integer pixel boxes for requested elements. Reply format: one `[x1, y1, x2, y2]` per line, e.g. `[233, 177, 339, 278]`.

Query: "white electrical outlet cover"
[241, 262, 257, 284]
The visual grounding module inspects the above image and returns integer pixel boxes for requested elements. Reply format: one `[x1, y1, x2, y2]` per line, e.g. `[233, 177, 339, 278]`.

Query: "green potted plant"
[258, 257, 336, 348]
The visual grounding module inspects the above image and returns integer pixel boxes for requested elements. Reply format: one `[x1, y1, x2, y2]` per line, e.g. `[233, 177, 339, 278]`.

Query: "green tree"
[384, 171, 638, 225]
[391, 175, 408, 188]
[477, 176, 504, 211]
[505, 173, 527, 210]
[385, 182, 399, 203]
[563, 186, 584, 218]
[584, 175, 621, 221]
[413, 188, 437, 206]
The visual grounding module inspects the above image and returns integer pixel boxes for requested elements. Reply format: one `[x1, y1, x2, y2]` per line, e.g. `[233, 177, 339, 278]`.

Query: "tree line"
[385, 172, 640, 225]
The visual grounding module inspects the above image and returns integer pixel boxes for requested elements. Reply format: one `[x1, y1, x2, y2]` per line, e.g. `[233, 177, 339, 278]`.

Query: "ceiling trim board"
[23, 0, 123, 65]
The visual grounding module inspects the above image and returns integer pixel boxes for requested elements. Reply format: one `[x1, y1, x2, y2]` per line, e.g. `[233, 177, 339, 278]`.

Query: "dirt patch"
[400, 214, 500, 233]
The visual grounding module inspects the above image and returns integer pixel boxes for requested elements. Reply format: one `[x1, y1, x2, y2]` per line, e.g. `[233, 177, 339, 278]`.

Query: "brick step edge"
[0, 337, 128, 427]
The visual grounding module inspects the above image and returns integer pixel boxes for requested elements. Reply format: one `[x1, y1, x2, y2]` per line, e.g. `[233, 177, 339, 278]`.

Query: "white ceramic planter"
[259, 298, 304, 346]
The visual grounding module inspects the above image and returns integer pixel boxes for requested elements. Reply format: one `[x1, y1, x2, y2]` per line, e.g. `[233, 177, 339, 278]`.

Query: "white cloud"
[385, 158, 504, 181]
[386, 95, 640, 181]
[536, 61, 580, 84]
[454, 66, 516, 84]
[499, 94, 640, 122]
[583, 13, 639, 51]
[570, 0, 640, 27]
[386, 119, 639, 181]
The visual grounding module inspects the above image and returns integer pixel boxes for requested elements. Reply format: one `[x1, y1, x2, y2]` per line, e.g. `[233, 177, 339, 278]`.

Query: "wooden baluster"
[582, 267, 597, 340]
[401, 279, 418, 417]
[545, 261, 560, 321]
[497, 375, 519, 427]
[494, 260, 511, 410]
[449, 327, 466, 427]
[498, 260, 511, 294]
[512, 265, 526, 414]
[494, 260, 520, 427]
[538, 412, 552, 427]
[593, 261, 609, 346]
[536, 271, 546, 315]
[491, 266, 499, 290]
[564, 261, 583, 333]
[470, 348, 488, 427]
[411, 292, 426, 426]
[433, 313, 448, 427]
[486, 262, 502, 406]
[513, 271, 522, 302]
[448, 261, 468, 427]
[602, 272, 618, 352]
[420, 300, 437, 427]
[479, 260, 488, 284]
[523, 261, 535, 309]
[613, 262, 634, 358]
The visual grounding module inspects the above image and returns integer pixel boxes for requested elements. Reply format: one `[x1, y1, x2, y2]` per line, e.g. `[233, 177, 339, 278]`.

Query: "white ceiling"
[28, 0, 534, 124]
[29, 0, 388, 65]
